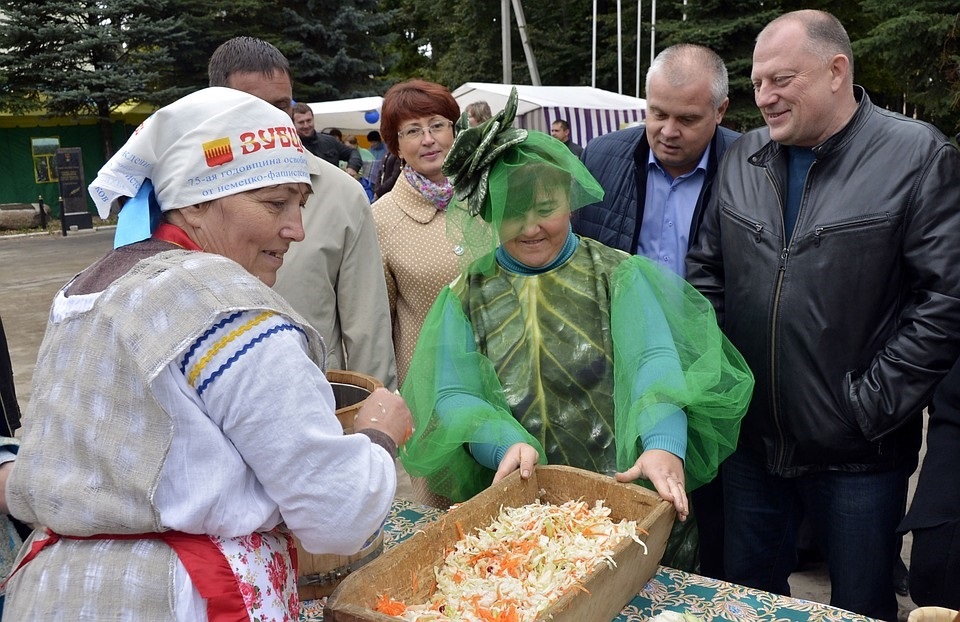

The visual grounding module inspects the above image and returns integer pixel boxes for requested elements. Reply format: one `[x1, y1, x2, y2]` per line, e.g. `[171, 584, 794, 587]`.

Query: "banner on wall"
[31, 137, 60, 184]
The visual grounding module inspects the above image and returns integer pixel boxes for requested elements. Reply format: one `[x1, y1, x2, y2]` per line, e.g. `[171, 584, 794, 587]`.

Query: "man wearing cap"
[209, 37, 397, 389]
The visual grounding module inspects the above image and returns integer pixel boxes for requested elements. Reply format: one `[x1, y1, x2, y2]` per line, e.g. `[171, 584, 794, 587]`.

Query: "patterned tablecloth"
[300, 500, 878, 622]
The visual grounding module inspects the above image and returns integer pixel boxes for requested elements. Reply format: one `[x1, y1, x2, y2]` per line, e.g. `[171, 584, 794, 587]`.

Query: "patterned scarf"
[403, 164, 454, 211]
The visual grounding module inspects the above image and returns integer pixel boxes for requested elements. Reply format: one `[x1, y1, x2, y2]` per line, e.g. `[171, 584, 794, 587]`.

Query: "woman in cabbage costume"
[399, 89, 754, 570]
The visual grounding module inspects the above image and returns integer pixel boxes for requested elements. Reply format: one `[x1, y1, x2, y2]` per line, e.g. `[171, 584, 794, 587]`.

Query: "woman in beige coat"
[372, 80, 465, 386]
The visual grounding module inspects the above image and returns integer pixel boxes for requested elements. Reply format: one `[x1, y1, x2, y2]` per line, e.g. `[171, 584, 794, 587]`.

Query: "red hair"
[380, 79, 460, 156]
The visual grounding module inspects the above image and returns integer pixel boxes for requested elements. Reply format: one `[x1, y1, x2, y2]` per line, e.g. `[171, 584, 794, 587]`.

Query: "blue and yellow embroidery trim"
[181, 310, 307, 398]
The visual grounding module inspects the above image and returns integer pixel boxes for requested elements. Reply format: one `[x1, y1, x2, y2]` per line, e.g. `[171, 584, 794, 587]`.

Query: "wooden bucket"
[296, 526, 385, 600]
[295, 369, 386, 601]
[326, 369, 383, 434]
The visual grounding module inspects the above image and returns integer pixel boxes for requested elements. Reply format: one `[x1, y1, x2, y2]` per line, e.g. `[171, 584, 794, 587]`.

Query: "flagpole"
[591, 0, 598, 88]
[649, 0, 656, 69]
[616, 0, 623, 94]
[635, 0, 642, 97]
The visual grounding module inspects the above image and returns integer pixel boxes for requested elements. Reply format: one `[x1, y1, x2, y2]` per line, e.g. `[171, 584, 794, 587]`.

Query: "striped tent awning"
[452, 82, 646, 149]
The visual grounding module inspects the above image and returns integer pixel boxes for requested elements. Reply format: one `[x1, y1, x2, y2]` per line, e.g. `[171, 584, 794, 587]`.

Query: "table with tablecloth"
[300, 499, 878, 622]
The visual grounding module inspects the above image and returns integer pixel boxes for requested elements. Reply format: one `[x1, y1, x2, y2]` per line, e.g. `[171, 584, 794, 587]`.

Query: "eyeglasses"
[398, 120, 454, 141]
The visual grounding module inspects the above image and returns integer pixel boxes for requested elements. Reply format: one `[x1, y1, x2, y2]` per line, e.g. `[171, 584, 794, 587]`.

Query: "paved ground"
[0, 227, 920, 620]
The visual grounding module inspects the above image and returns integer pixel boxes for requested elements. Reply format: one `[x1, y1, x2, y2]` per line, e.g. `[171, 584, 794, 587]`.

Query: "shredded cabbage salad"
[375, 499, 647, 621]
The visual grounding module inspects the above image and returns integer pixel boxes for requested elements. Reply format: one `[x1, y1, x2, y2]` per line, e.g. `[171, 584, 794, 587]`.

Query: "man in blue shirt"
[574, 44, 739, 274]
[573, 43, 739, 579]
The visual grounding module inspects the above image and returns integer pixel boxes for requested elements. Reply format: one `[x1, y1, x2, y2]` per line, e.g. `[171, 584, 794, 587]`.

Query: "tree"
[376, 0, 503, 90]
[526, 0, 626, 90]
[268, 0, 400, 101]
[856, 1, 960, 133]
[380, 0, 959, 135]
[376, 0, 441, 84]
[655, 0, 780, 132]
[161, 0, 268, 92]
[158, 0, 399, 102]
[0, 0, 189, 157]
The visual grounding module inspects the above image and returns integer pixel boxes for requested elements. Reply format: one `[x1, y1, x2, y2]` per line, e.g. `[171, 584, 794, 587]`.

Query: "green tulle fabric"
[402, 89, 754, 570]
[443, 88, 605, 276]
[399, 239, 754, 505]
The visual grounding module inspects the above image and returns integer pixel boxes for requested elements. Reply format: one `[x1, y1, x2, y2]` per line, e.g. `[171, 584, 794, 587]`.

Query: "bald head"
[759, 10, 855, 81]
[752, 10, 858, 146]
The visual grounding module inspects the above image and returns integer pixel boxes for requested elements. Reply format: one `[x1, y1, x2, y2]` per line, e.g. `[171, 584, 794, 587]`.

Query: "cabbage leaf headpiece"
[442, 87, 528, 217]
[441, 86, 604, 275]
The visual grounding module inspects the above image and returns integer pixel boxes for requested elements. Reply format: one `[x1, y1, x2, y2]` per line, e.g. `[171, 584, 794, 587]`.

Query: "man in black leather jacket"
[574, 43, 739, 581]
[686, 11, 960, 620]
[899, 356, 960, 608]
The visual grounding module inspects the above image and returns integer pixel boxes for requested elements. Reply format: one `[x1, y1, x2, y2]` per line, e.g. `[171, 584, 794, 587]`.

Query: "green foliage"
[272, 0, 399, 100]
[375, 0, 443, 84]
[161, 0, 268, 92]
[0, 0, 189, 117]
[856, 2, 960, 132]
[2, 0, 957, 143]
[656, 0, 780, 132]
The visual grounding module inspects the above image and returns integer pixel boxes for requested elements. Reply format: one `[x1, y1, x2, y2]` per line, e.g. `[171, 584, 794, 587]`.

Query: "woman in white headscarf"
[2, 87, 412, 621]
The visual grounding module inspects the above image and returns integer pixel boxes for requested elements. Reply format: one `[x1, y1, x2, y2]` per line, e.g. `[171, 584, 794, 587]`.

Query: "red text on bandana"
[239, 127, 304, 155]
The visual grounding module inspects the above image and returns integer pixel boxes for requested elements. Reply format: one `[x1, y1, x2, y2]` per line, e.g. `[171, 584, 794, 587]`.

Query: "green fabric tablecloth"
[300, 500, 878, 622]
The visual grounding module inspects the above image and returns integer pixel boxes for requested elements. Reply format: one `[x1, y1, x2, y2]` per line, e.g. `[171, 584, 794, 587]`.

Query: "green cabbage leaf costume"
[400, 238, 754, 502]
[399, 87, 754, 570]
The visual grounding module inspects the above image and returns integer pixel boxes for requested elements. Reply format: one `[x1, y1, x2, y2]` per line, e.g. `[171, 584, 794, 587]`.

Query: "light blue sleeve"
[624, 269, 688, 461]
[432, 301, 527, 470]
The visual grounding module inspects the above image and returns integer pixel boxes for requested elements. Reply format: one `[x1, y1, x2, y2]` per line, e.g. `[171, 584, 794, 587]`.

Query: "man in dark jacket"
[686, 11, 960, 620]
[574, 44, 738, 276]
[0, 315, 20, 439]
[574, 43, 738, 581]
[899, 356, 960, 608]
[292, 102, 362, 177]
[549, 119, 583, 157]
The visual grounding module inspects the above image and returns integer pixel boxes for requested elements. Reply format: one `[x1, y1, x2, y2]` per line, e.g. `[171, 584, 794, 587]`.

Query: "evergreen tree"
[264, 0, 399, 101]
[433, 0, 503, 88]
[159, 0, 400, 101]
[856, 1, 960, 133]
[163, 0, 269, 92]
[525, 0, 617, 89]
[657, 0, 779, 132]
[376, 0, 441, 84]
[0, 0, 189, 156]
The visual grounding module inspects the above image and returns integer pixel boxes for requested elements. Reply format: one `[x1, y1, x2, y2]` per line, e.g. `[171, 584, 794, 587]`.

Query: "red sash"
[4, 529, 263, 621]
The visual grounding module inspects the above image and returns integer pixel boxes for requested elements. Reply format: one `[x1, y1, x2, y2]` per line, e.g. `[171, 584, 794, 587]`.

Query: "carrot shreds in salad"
[382, 499, 646, 621]
[375, 593, 408, 616]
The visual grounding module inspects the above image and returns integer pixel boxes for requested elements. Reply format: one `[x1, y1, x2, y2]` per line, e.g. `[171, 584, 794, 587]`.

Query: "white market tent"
[305, 83, 646, 148]
[305, 96, 384, 136]
[452, 82, 646, 148]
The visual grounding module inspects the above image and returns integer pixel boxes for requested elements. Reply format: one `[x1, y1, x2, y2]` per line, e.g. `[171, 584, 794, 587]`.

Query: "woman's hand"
[493, 442, 540, 483]
[615, 449, 689, 521]
[354, 388, 414, 448]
